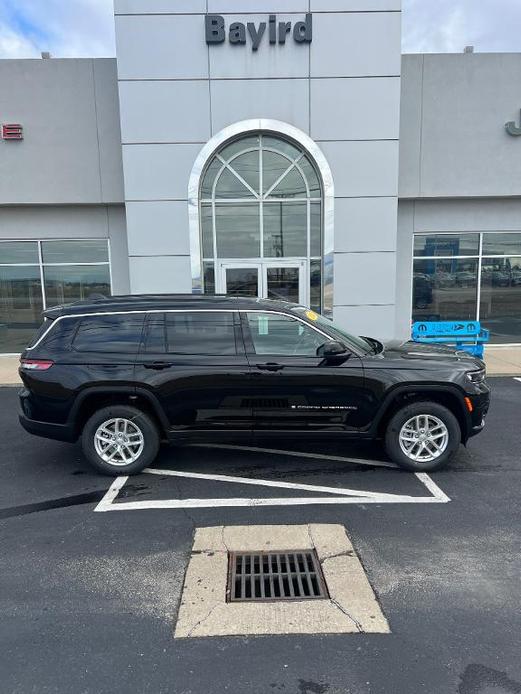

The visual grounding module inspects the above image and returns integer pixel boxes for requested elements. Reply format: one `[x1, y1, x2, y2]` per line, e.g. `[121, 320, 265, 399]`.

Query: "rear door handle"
[256, 363, 284, 372]
[144, 362, 173, 370]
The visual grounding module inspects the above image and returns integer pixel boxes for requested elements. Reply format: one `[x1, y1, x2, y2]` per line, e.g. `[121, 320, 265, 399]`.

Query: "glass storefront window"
[480, 257, 521, 343]
[482, 233, 521, 256]
[41, 240, 109, 264]
[0, 241, 39, 265]
[412, 258, 479, 322]
[0, 266, 43, 353]
[0, 239, 111, 353]
[412, 232, 521, 343]
[43, 265, 111, 308]
[215, 204, 260, 258]
[263, 202, 307, 258]
[414, 234, 480, 257]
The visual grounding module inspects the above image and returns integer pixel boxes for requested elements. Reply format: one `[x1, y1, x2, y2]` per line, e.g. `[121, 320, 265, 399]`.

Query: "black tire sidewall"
[385, 401, 461, 472]
[81, 405, 160, 476]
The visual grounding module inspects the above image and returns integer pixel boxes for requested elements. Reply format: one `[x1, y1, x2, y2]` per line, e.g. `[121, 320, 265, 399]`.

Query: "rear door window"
[143, 311, 239, 355]
[72, 314, 145, 353]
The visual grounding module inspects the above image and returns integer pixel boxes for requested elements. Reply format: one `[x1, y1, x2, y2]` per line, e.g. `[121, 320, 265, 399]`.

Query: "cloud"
[0, 0, 116, 58]
[402, 0, 521, 53]
[0, 0, 520, 59]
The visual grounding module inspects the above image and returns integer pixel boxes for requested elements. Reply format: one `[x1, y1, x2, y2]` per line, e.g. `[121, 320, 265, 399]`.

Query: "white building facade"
[0, 1, 521, 353]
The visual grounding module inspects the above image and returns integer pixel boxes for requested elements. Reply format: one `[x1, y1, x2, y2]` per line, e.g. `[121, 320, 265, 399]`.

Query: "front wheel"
[81, 405, 160, 476]
[384, 402, 461, 472]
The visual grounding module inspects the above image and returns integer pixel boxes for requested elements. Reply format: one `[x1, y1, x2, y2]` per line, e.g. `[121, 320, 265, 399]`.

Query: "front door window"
[246, 312, 326, 357]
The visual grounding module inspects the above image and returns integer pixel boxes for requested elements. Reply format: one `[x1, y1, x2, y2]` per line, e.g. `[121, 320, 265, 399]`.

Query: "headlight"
[466, 369, 486, 384]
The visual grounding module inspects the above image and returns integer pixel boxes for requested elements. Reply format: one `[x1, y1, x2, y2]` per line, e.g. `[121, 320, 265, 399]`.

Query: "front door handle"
[256, 363, 284, 372]
[144, 362, 173, 370]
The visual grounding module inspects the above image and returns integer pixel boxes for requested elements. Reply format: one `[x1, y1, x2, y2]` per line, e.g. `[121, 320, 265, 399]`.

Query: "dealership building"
[1, 0, 521, 354]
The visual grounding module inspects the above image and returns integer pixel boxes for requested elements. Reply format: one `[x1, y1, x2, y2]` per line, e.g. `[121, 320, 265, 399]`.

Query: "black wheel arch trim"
[67, 385, 170, 435]
[368, 383, 471, 441]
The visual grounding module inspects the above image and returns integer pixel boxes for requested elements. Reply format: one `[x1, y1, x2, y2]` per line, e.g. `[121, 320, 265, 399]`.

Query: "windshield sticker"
[305, 310, 319, 321]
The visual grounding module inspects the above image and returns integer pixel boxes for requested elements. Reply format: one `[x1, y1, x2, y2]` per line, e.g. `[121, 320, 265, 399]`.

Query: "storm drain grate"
[227, 550, 328, 602]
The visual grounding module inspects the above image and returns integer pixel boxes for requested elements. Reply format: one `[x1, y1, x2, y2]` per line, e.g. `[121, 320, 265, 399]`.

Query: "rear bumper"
[19, 413, 77, 443]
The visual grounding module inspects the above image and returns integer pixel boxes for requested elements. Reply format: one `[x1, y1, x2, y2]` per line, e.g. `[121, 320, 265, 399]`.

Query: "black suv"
[19, 295, 490, 475]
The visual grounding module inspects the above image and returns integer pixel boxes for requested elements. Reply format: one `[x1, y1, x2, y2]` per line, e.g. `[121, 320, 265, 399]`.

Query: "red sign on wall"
[2, 124, 23, 140]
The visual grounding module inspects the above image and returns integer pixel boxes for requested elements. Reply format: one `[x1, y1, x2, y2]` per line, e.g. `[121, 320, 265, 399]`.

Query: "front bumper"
[466, 388, 490, 439]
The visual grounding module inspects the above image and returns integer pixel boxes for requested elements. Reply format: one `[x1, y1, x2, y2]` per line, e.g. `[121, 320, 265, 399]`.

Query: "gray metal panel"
[208, 15, 310, 79]
[0, 59, 103, 204]
[115, 0, 206, 12]
[0, 206, 111, 239]
[397, 54, 423, 198]
[319, 140, 399, 197]
[209, 0, 308, 9]
[119, 81, 211, 143]
[334, 252, 397, 305]
[334, 198, 398, 253]
[93, 59, 125, 203]
[107, 205, 131, 295]
[115, 15, 209, 80]
[418, 53, 521, 198]
[310, 77, 400, 141]
[311, 0, 400, 8]
[126, 201, 191, 256]
[413, 198, 521, 232]
[310, 12, 401, 78]
[211, 79, 310, 135]
[395, 200, 414, 341]
[122, 143, 203, 200]
[129, 256, 192, 293]
[333, 304, 396, 340]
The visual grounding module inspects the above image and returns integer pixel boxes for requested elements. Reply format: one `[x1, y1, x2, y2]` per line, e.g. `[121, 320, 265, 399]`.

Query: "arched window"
[199, 133, 323, 311]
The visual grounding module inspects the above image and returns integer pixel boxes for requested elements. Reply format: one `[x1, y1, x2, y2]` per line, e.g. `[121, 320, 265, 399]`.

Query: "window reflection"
[44, 265, 111, 307]
[215, 204, 260, 258]
[412, 259, 478, 321]
[414, 234, 480, 257]
[480, 257, 521, 343]
[0, 239, 111, 353]
[263, 202, 307, 257]
[0, 266, 43, 353]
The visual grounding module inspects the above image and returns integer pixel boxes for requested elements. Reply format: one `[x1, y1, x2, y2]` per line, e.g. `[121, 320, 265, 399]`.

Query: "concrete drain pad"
[174, 524, 389, 638]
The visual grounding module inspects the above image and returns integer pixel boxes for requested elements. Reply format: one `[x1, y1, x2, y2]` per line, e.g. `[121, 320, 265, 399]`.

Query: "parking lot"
[1, 378, 520, 694]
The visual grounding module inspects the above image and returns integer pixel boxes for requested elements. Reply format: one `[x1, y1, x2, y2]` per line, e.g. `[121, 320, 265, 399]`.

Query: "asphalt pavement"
[1, 379, 520, 694]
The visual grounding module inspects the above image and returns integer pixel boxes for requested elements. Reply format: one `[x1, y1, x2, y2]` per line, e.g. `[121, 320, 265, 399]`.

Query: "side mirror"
[317, 340, 350, 362]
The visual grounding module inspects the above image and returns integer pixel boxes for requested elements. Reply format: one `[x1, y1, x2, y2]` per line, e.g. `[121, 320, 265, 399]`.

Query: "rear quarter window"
[72, 314, 145, 353]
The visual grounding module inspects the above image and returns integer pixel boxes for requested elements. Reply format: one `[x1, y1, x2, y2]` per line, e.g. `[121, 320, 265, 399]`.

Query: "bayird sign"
[205, 14, 312, 51]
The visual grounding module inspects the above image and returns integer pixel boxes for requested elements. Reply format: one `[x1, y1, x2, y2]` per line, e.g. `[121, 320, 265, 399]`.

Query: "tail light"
[20, 358, 54, 371]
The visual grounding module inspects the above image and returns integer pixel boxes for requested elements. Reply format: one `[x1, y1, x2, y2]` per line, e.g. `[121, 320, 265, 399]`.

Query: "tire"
[81, 405, 160, 476]
[384, 401, 461, 472]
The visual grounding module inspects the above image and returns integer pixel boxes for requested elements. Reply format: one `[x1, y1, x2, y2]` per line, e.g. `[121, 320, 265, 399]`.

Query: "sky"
[0, 0, 521, 59]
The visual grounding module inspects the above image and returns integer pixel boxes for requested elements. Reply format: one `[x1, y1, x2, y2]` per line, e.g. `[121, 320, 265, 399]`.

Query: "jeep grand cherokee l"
[18, 294, 490, 476]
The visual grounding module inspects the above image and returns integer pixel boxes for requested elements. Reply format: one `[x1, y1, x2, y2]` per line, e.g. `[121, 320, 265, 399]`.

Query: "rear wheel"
[81, 405, 160, 476]
[384, 401, 461, 472]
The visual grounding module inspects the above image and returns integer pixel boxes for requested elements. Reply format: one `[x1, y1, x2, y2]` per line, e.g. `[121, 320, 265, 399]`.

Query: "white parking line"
[514, 378, 521, 383]
[94, 455, 450, 512]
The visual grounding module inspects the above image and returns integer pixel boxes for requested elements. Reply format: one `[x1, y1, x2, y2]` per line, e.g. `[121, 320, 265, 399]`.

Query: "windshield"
[292, 307, 375, 355]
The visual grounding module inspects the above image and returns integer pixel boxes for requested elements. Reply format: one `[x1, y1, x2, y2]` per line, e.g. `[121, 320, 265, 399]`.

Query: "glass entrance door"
[219, 261, 306, 304]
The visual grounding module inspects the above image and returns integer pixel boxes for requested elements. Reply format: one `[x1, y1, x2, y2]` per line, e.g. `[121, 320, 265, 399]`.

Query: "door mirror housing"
[317, 340, 350, 362]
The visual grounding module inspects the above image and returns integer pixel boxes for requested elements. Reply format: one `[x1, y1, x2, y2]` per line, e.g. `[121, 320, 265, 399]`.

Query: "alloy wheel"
[94, 417, 145, 466]
[398, 414, 449, 463]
